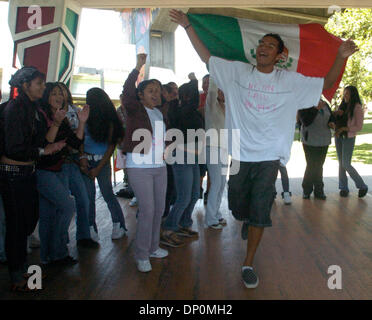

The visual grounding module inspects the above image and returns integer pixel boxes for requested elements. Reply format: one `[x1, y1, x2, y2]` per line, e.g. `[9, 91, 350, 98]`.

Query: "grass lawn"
[359, 122, 372, 135]
[296, 117, 372, 165]
[327, 143, 372, 165]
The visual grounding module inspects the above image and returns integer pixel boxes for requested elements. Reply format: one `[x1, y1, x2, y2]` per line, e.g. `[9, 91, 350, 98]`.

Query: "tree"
[325, 9, 372, 106]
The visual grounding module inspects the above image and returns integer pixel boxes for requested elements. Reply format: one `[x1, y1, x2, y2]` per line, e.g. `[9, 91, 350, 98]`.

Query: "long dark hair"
[86, 87, 124, 144]
[178, 81, 199, 109]
[40, 82, 68, 124]
[340, 85, 362, 120]
[57, 82, 73, 106]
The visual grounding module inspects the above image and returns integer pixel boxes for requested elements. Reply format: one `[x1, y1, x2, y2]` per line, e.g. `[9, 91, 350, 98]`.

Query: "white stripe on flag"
[237, 18, 300, 71]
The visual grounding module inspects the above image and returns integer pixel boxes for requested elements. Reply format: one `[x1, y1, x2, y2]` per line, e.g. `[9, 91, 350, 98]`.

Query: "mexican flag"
[188, 14, 346, 102]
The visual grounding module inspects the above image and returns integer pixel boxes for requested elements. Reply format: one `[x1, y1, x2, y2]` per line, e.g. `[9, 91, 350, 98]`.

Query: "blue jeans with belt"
[335, 136, 367, 191]
[36, 169, 74, 264]
[62, 162, 91, 241]
[82, 159, 126, 233]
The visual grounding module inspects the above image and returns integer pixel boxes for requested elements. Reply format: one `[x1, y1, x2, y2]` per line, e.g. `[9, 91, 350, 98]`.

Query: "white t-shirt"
[126, 107, 166, 168]
[209, 56, 324, 164]
[205, 78, 227, 149]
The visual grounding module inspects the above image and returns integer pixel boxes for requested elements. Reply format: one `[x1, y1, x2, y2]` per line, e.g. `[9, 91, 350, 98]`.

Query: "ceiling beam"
[76, 1, 371, 9]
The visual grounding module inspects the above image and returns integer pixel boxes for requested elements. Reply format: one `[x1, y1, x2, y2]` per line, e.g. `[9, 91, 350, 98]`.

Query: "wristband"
[79, 154, 88, 160]
[184, 24, 192, 30]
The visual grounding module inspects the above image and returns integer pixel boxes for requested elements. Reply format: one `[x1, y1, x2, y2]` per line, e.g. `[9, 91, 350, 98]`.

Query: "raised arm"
[206, 78, 218, 111]
[122, 53, 147, 113]
[323, 39, 358, 90]
[169, 9, 211, 64]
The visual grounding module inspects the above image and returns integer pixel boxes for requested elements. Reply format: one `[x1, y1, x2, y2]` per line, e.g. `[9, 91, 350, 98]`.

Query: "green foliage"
[325, 9, 372, 106]
[328, 143, 372, 165]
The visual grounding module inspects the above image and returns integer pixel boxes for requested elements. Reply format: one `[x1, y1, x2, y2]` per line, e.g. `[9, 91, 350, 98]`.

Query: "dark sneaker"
[303, 193, 310, 199]
[242, 266, 259, 289]
[340, 190, 349, 197]
[55, 256, 78, 266]
[77, 239, 99, 248]
[160, 232, 184, 248]
[241, 222, 249, 240]
[358, 187, 368, 198]
[314, 193, 327, 200]
[115, 188, 134, 199]
[176, 227, 199, 238]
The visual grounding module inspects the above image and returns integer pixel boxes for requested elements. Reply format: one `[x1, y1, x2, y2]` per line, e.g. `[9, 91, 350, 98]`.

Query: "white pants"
[205, 146, 228, 227]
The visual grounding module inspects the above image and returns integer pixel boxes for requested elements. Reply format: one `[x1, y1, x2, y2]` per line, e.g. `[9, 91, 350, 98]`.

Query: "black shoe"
[116, 188, 134, 199]
[241, 222, 249, 240]
[204, 192, 208, 205]
[242, 267, 259, 289]
[303, 193, 310, 199]
[55, 256, 78, 266]
[314, 193, 327, 200]
[340, 190, 349, 197]
[358, 187, 368, 198]
[77, 239, 99, 248]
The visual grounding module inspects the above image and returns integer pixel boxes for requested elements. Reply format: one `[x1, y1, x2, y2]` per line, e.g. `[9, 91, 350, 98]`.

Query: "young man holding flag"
[169, 9, 358, 289]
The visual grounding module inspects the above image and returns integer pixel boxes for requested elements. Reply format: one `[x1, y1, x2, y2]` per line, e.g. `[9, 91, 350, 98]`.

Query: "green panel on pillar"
[59, 44, 70, 80]
[65, 8, 79, 38]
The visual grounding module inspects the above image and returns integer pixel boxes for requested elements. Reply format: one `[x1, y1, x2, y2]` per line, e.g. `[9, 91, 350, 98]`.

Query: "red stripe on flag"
[298, 24, 346, 102]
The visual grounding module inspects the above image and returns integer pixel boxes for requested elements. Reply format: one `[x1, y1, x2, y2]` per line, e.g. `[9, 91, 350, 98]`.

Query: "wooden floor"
[1, 177, 372, 300]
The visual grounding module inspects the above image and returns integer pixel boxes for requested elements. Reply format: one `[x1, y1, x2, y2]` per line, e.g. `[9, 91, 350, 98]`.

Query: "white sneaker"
[209, 223, 223, 230]
[90, 226, 100, 243]
[129, 197, 138, 207]
[112, 222, 126, 240]
[282, 192, 292, 205]
[150, 248, 168, 258]
[136, 259, 152, 272]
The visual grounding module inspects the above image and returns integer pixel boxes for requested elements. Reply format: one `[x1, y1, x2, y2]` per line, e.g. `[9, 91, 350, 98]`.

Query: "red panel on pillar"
[23, 42, 51, 76]
[15, 7, 55, 34]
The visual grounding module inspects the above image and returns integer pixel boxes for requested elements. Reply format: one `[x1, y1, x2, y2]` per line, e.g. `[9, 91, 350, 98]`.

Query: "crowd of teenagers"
[0, 9, 369, 292]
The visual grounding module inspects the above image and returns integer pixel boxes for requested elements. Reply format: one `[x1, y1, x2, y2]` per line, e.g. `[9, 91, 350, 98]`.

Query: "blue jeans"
[36, 170, 75, 263]
[62, 162, 91, 241]
[163, 163, 200, 231]
[335, 136, 367, 191]
[274, 163, 290, 193]
[82, 160, 126, 233]
[0, 194, 6, 262]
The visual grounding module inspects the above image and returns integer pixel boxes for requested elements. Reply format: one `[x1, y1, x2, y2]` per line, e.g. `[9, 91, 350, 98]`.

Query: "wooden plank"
[0, 183, 371, 299]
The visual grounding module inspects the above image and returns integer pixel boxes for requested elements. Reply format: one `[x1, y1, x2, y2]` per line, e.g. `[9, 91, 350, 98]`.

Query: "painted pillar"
[8, 0, 81, 88]
[120, 8, 160, 82]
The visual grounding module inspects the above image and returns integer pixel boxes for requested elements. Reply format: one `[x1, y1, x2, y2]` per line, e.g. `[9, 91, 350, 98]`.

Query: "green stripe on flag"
[188, 14, 249, 63]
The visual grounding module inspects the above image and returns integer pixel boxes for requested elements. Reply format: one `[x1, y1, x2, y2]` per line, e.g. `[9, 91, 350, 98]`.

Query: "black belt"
[0, 163, 36, 177]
